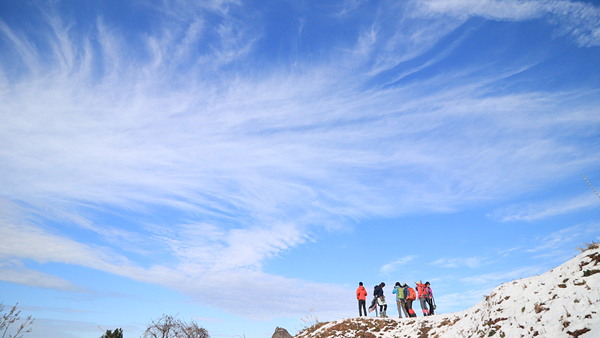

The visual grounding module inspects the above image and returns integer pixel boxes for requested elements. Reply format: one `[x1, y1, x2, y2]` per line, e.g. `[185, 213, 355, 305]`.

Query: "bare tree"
[143, 314, 209, 338]
[0, 303, 34, 338]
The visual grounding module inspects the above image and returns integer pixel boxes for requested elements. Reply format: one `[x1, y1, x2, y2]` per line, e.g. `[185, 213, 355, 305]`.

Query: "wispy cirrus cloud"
[460, 266, 544, 285]
[0, 262, 80, 292]
[526, 223, 600, 257]
[380, 255, 418, 275]
[432, 256, 487, 269]
[415, 0, 600, 47]
[0, 199, 350, 318]
[491, 193, 600, 222]
[1, 0, 599, 321]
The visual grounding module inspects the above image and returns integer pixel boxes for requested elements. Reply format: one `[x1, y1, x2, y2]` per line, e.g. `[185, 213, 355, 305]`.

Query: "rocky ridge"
[294, 245, 600, 337]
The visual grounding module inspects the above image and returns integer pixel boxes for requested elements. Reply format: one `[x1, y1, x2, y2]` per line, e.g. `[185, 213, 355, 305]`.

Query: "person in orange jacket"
[356, 282, 368, 316]
[416, 281, 430, 316]
[404, 283, 417, 317]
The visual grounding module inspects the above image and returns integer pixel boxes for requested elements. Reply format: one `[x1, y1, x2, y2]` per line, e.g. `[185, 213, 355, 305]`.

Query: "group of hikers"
[355, 281, 436, 318]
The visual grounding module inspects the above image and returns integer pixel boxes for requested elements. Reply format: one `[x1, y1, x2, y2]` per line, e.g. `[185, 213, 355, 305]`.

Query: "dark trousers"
[405, 299, 417, 317]
[358, 299, 367, 316]
[426, 298, 435, 315]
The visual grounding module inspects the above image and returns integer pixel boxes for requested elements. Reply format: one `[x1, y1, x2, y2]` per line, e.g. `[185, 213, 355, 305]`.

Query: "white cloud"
[416, 0, 600, 47]
[0, 263, 80, 291]
[1, 4, 599, 225]
[431, 256, 486, 269]
[1, 0, 599, 322]
[526, 223, 600, 257]
[380, 255, 418, 275]
[416, 0, 542, 20]
[460, 266, 543, 285]
[0, 199, 350, 318]
[491, 193, 600, 222]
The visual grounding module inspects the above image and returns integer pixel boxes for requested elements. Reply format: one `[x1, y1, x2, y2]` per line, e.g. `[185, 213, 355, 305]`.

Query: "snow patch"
[297, 247, 600, 337]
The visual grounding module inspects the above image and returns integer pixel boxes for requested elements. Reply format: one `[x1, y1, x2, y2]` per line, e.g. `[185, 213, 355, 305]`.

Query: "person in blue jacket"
[392, 282, 409, 318]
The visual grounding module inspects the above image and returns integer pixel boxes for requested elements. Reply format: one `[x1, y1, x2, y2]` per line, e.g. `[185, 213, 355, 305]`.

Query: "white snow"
[297, 247, 600, 337]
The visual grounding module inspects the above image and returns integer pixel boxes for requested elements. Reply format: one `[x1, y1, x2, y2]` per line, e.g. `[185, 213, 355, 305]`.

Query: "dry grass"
[296, 317, 408, 338]
[577, 242, 599, 252]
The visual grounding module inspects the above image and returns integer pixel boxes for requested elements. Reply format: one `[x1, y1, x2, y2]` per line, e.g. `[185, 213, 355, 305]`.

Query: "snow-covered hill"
[296, 246, 600, 337]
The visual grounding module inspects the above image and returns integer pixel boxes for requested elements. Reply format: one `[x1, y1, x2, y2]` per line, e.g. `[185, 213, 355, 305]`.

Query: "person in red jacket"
[356, 282, 368, 316]
[416, 281, 430, 316]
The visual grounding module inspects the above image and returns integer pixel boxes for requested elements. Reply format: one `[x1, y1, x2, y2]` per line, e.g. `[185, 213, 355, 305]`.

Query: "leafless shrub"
[577, 242, 599, 252]
[143, 314, 209, 338]
[0, 303, 34, 338]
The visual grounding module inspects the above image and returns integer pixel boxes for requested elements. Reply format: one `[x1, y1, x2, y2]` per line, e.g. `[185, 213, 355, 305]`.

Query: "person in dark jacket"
[425, 281, 435, 315]
[373, 282, 387, 317]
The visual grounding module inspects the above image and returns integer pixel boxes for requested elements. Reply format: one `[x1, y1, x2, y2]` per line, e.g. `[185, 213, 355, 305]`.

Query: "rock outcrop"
[272, 326, 293, 338]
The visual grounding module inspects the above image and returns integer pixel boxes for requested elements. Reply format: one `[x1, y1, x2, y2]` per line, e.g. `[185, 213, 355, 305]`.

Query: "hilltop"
[294, 245, 600, 337]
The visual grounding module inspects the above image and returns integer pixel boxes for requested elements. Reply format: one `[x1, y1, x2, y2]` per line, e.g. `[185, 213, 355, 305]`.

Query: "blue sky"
[1, 0, 599, 337]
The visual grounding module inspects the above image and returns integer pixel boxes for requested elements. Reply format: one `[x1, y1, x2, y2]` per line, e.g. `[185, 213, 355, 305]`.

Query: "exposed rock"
[272, 326, 293, 338]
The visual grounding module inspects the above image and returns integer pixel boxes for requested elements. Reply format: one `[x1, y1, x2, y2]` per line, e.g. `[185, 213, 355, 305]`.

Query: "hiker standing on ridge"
[356, 282, 368, 316]
[425, 282, 435, 315]
[404, 283, 417, 317]
[416, 281, 430, 316]
[375, 282, 387, 317]
[392, 282, 409, 318]
[368, 284, 379, 315]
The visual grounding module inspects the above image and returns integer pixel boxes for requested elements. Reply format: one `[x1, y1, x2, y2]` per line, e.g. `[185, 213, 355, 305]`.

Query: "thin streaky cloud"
[416, 0, 600, 47]
[431, 256, 487, 269]
[380, 255, 418, 275]
[526, 223, 600, 255]
[417, 0, 543, 20]
[0, 1, 599, 330]
[492, 194, 600, 222]
[460, 266, 544, 285]
[2, 13, 596, 226]
[0, 264, 81, 292]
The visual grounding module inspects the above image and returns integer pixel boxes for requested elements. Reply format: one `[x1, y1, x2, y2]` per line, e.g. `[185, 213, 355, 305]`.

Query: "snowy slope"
[296, 247, 600, 337]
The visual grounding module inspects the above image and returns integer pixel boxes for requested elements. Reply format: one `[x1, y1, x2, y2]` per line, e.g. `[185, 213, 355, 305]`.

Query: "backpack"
[394, 287, 402, 300]
[423, 287, 430, 298]
[407, 287, 416, 300]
